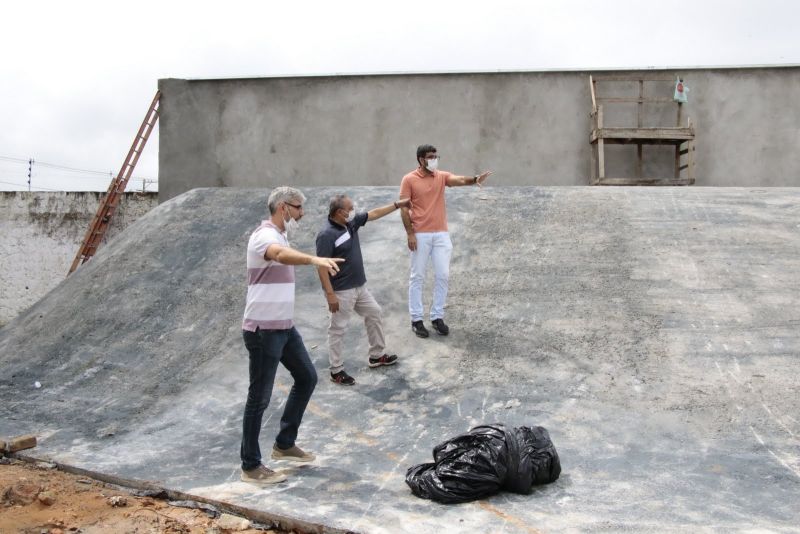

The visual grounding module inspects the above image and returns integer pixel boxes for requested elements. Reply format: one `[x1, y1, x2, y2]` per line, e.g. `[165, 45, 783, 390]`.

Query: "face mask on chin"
[283, 209, 299, 234]
[425, 157, 439, 171]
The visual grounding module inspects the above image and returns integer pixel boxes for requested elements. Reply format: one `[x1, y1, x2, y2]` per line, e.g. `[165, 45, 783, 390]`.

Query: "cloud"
[1, 0, 798, 190]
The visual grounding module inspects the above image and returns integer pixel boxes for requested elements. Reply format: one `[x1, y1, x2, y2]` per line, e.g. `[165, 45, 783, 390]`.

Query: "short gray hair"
[267, 186, 306, 214]
[328, 194, 349, 218]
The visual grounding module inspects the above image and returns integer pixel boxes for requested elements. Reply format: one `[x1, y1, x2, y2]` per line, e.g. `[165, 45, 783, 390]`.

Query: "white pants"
[408, 232, 452, 322]
[327, 284, 385, 373]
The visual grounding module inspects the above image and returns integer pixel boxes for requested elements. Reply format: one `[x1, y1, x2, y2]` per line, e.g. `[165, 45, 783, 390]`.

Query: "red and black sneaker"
[369, 354, 398, 368]
[330, 370, 356, 386]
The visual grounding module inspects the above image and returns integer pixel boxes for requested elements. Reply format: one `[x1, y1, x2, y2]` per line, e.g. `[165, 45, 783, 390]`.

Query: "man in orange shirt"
[399, 144, 492, 338]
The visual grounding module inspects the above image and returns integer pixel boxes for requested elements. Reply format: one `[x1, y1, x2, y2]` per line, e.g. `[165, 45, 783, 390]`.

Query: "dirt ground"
[0, 458, 294, 534]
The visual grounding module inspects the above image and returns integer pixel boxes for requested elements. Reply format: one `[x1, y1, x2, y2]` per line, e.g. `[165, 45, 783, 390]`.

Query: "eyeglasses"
[285, 202, 303, 210]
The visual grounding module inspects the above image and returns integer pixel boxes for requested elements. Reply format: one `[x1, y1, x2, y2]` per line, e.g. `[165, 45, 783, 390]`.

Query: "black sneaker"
[411, 320, 429, 338]
[369, 354, 398, 368]
[431, 319, 449, 336]
[330, 370, 355, 386]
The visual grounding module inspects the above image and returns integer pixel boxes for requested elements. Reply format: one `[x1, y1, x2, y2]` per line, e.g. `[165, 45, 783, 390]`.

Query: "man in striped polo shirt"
[240, 186, 343, 486]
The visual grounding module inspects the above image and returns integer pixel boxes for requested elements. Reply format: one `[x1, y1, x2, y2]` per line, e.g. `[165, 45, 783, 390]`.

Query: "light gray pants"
[327, 284, 385, 373]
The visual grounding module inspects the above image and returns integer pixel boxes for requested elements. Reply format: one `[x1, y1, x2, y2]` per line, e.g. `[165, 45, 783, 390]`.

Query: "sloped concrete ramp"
[1, 186, 799, 533]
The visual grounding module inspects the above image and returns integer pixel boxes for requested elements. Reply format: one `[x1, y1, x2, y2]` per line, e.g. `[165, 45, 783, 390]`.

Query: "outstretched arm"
[367, 198, 410, 221]
[446, 170, 493, 187]
[266, 244, 343, 275]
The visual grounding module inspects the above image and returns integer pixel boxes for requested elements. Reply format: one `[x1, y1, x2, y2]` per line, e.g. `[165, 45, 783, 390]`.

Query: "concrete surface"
[1, 186, 799, 533]
[158, 67, 800, 201]
[0, 191, 158, 326]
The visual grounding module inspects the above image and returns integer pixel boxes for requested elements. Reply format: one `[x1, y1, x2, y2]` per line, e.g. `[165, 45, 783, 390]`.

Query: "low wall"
[158, 66, 800, 201]
[0, 192, 158, 326]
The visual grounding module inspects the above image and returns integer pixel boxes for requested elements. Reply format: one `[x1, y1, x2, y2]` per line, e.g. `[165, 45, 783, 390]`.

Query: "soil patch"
[0, 458, 295, 533]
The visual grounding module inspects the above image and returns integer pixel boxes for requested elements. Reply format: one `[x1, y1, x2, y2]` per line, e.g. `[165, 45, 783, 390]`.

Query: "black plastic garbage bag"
[405, 424, 560, 504]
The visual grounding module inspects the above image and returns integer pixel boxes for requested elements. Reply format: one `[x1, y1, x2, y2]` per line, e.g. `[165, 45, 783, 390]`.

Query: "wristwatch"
[473, 174, 479, 185]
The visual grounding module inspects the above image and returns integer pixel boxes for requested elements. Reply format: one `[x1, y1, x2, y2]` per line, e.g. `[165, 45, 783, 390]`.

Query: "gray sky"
[1, 0, 797, 192]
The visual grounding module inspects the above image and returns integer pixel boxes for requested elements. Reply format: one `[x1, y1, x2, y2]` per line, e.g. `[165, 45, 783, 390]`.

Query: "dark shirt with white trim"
[315, 212, 369, 291]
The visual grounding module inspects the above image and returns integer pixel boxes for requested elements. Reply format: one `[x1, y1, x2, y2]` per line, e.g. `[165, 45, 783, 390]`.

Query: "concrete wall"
[158, 67, 800, 201]
[0, 192, 158, 326]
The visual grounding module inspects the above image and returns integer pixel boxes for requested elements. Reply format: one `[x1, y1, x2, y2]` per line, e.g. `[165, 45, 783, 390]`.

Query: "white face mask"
[284, 208, 299, 234]
[284, 216, 299, 234]
[425, 157, 439, 171]
[345, 209, 356, 223]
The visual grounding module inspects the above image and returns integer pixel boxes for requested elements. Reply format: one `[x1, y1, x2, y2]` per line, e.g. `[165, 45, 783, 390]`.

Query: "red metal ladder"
[68, 91, 161, 275]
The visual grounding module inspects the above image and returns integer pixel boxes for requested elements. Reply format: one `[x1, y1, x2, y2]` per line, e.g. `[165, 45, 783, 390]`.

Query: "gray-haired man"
[240, 186, 343, 485]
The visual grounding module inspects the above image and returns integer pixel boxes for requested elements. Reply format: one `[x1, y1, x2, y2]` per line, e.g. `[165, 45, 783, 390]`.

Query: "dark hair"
[416, 144, 437, 163]
[328, 194, 349, 218]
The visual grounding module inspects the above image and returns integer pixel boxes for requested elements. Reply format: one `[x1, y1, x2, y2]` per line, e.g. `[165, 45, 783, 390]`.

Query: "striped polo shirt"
[242, 221, 295, 331]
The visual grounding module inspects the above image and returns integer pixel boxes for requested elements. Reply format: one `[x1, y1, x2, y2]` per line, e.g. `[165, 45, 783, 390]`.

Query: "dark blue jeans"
[240, 327, 317, 471]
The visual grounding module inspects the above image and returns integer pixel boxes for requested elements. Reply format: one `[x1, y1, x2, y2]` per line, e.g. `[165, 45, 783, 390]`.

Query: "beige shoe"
[240, 464, 287, 485]
[271, 444, 316, 463]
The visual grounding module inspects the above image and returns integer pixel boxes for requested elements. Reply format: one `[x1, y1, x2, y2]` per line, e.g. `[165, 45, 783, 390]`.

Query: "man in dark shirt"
[315, 194, 410, 385]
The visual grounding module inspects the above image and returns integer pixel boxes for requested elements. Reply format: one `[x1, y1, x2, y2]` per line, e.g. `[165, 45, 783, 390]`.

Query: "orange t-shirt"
[400, 168, 453, 233]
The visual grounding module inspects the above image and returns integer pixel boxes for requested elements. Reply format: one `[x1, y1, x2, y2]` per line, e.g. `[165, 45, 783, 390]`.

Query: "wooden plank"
[597, 106, 605, 179]
[591, 74, 676, 82]
[589, 75, 597, 113]
[596, 97, 674, 104]
[4, 434, 37, 453]
[637, 81, 644, 127]
[596, 177, 695, 186]
[598, 138, 687, 146]
[610, 126, 694, 134]
[687, 139, 695, 182]
[591, 136, 688, 146]
[594, 127, 695, 141]
[637, 80, 643, 179]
